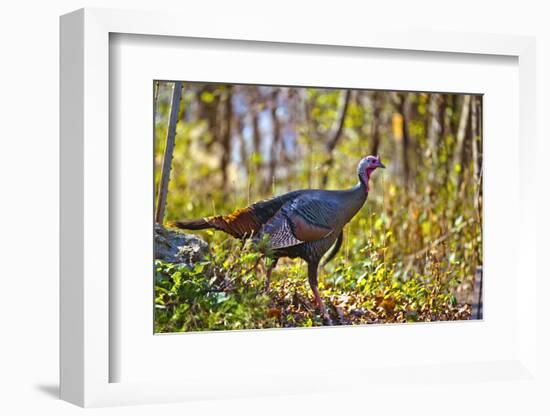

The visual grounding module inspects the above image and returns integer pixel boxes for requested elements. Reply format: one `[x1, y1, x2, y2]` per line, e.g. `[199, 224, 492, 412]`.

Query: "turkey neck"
[337, 181, 368, 224]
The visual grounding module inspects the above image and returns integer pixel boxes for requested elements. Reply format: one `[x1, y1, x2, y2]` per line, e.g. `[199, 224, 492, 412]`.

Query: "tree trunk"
[393, 92, 411, 187]
[252, 105, 261, 159]
[155, 81, 182, 224]
[236, 115, 248, 177]
[197, 85, 220, 149]
[440, 94, 453, 189]
[471, 96, 482, 267]
[427, 93, 442, 170]
[220, 86, 233, 191]
[471, 266, 483, 320]
[153, 80, 160, 113]
[370, 91, 382, 156]
[451, 95, 472, 194]
[471, 96, 480, 187]
[266, 89, 281, 193]
[320, 89, 352, 187]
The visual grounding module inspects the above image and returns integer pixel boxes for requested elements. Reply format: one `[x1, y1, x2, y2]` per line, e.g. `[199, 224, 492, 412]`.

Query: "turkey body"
[173, 155, 384, 324]
[176, 184, 366, 263]
[174, 183, 368, 323]
[259, 185, 367, 263]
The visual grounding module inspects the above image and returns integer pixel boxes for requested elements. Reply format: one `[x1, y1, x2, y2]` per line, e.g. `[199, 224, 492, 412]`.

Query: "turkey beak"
[377, 160, 386, 169]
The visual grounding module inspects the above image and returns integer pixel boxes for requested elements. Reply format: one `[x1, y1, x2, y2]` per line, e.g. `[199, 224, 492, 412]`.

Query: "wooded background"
[154, 81, 482, 331]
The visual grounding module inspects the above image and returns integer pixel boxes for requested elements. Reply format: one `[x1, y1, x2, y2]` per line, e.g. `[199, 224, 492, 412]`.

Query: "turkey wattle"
[173, 155, 385, 323]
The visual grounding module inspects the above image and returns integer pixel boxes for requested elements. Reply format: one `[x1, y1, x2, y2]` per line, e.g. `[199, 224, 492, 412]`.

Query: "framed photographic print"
[60, 7, 539, 409]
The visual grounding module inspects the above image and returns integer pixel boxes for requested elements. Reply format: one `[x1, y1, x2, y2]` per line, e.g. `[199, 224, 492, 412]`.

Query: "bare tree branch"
[320, 89, 352, 187]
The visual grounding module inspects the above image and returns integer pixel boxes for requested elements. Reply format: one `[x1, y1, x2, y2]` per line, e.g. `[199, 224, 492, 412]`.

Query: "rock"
[154, 224, 210, 264]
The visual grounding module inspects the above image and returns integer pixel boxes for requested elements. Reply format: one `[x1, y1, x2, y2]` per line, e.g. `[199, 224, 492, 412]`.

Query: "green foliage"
[155, 241, 279, 332]
[155, 233, 470, 332]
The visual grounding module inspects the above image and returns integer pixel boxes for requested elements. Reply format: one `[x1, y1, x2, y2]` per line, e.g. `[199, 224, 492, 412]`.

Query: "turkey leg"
[307, 261, 332, 325]
[264, 258, 278, 292]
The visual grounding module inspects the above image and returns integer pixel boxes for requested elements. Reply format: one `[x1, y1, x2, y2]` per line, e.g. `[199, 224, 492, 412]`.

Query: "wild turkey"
[173, 155, 385, 323]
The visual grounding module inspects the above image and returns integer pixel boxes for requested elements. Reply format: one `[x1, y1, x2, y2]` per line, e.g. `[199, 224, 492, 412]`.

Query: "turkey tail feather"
[171, 192, 304, 239]
[172, 218, 212, 230]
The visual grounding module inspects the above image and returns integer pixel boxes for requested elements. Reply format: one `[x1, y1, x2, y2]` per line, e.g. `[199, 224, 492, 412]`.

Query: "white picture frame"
[60, 7, 538, 408]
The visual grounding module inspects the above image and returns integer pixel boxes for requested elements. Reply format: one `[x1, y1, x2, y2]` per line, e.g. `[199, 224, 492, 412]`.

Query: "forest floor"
[154, 232, 474, 332]
[240, 258, 471, 328]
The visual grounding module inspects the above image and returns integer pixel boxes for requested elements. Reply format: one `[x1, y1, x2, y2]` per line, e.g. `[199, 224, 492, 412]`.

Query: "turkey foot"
[312, 290, 333, 325]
